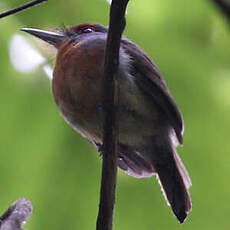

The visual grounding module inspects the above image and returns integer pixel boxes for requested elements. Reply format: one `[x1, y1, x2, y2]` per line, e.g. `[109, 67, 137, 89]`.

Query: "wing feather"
[121, 39, 184, 144]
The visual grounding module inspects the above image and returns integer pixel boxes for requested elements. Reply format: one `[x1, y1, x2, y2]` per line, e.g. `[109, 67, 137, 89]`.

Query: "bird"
[21, 23, 192, 223]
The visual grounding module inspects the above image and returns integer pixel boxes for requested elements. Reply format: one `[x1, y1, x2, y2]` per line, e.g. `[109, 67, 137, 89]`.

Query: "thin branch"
[0, 198, 33, 230]
[212, 0, 230, 24]
[96, 1, 129, 230]
[0, 0, 47, 19]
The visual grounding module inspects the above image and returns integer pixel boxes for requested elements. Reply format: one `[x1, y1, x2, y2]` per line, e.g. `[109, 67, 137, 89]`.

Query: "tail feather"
[173, 150, 192, 190]
[151, 144, 191, 223]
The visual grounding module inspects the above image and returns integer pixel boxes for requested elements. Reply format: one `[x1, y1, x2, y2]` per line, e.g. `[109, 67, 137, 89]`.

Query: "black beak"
[21, 28, 66, 47]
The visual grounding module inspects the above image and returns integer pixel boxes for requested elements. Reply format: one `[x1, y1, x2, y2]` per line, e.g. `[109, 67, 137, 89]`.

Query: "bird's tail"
[150, 143, 191, 223]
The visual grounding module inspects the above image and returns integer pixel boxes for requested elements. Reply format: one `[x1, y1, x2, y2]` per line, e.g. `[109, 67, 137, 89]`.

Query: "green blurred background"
[1, 0, 230, 229]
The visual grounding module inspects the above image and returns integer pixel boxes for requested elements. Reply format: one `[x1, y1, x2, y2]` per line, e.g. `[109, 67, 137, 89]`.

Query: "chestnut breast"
[52, 35, 107, 126]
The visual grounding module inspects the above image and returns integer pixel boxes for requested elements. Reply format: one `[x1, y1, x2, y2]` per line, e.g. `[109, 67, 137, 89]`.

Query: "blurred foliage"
[0, 0, 230, 229]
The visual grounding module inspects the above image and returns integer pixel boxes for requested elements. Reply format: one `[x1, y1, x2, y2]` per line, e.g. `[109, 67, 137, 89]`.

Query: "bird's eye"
[83, 28, 93, 33]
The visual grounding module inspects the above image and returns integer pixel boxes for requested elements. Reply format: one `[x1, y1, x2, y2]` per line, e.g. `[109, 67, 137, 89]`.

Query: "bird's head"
[21, 23, 108, 48]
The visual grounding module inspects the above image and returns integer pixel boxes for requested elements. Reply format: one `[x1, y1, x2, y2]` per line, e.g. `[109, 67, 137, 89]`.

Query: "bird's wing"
[121, 39, 184, 144]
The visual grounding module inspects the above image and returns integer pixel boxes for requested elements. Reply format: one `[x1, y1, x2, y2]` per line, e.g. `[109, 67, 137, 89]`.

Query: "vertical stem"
[96, 0, 129, 230]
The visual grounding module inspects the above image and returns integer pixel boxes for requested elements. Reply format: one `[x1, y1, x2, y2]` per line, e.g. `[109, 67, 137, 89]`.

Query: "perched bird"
[21, 23, 192, 223]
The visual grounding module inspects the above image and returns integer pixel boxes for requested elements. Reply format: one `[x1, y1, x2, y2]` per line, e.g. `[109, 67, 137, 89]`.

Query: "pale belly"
[57, 76, 159, 150]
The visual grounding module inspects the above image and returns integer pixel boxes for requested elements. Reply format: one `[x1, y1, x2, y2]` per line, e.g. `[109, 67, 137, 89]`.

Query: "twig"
[96, 1, 129, 230]
[0, 198, 32, 230]
[0, 0, 47, 19]
[212, 0, 230, 24]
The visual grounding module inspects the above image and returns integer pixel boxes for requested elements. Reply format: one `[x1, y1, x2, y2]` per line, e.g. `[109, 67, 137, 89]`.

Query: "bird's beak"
[21, 28, 66, 47]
